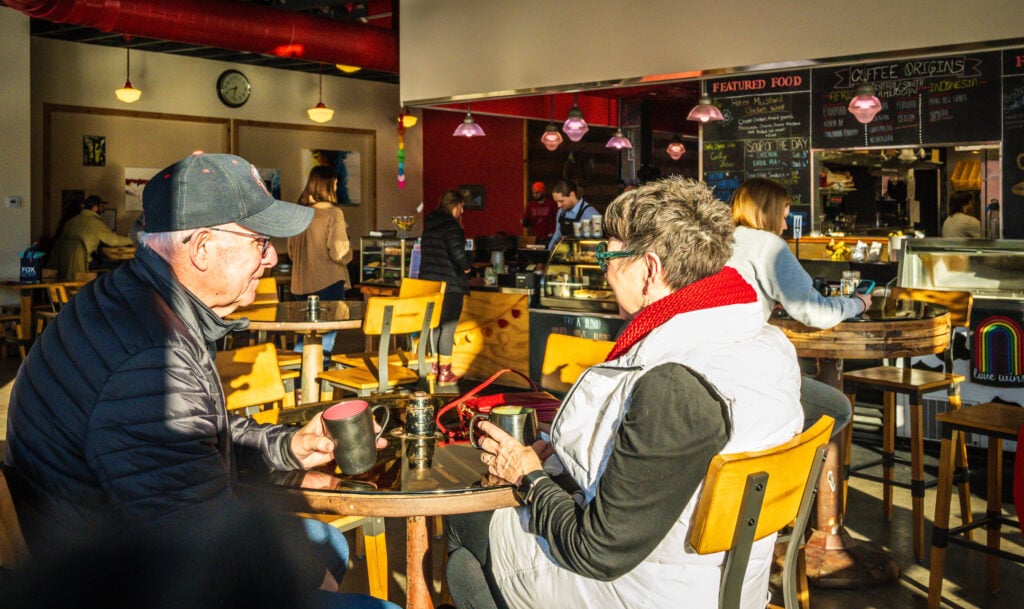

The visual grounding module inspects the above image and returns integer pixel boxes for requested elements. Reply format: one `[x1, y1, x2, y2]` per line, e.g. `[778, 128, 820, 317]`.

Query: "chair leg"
[882, 391, 896, 521]
[947, 388, 973, 541]
[362, 519, 390, 601]
[927, 431, 957, 609]
[985, 439, 1002, 593]
[909, 397, 926, 561]
[842, 389, 856, 510]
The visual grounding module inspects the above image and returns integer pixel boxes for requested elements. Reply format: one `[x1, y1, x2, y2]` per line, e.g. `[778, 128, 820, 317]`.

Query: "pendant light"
[848, 83, 882, 124]
[453, 103, 485, 137]
[562, 94, 589, 142]
[666, 135, 687, 160]
[114, 35, 142, 104]
[686, 81, 723, 123]
[307, 64, 335, 123]
[540, 97, 563, 151]
[604, 99, 632, 149]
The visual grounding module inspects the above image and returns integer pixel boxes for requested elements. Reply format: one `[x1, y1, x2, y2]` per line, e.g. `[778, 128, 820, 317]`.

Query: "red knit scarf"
[606, 266, 756, 361]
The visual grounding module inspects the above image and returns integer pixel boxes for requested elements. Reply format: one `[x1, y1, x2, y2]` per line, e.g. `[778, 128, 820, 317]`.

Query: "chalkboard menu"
[1003, 48, 1024, 239]
[811, 52, 1002, 149]
[702, 70, 811, 210]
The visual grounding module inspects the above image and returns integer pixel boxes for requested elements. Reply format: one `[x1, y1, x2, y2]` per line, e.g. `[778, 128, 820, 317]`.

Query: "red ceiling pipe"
[6, 0, 399, 73]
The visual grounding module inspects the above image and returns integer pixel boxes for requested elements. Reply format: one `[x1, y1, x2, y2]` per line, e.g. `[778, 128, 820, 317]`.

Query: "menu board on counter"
[811, 52, 1002, 149]
[702, 70, 811, 213]
[1004, 48, 1024, 239]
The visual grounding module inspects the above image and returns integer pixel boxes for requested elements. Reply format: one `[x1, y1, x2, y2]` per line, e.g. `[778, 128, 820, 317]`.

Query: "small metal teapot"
[404, 391, 437, 437]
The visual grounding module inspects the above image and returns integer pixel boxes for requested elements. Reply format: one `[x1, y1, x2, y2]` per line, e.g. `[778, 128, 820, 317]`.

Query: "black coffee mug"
[321, 400, 390, 475]
[469, 406, 538, 448]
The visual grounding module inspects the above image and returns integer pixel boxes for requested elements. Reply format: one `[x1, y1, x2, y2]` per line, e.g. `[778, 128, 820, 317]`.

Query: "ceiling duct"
[6, 0, 398, 73]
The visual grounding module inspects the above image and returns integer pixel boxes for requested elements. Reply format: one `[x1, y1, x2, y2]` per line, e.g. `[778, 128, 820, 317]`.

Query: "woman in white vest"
[443, 177, 804, 609]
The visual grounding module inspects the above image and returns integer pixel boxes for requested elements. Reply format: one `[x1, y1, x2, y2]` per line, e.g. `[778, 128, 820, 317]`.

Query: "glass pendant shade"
[453, 110, 485, 137]
[562, 96, 589, 142]
[687, 94, 724, 123]
[114, 36, 141, 104]
[307, 102, 334, 123]
[666, 137, 686, 160]
[115, 81, 142, 103]
[308, 66, 334, 123]
[541, 123, 563, 150]
[605, 129, 632, 149]
[848, 83, 882, 124]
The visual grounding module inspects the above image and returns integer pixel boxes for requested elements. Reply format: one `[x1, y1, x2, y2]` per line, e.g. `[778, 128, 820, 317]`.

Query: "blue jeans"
[301, 518, 400, 609]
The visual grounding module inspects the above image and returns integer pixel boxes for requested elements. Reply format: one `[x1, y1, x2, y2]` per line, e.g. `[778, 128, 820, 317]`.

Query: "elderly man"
[4, 152, 396, 609]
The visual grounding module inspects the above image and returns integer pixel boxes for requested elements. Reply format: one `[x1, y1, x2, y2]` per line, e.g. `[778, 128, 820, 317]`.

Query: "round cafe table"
[769, 299, 951, 588]
[228, 300, 364, 404]
[239, 398, 516, 609]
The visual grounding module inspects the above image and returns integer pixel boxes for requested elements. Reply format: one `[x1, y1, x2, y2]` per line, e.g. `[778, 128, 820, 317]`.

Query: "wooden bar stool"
[927, 402, 1024, 609]
[842, 287, 974, 561]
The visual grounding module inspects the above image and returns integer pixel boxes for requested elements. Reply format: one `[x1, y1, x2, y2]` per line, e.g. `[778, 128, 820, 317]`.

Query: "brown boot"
[436, 363, 459, 386]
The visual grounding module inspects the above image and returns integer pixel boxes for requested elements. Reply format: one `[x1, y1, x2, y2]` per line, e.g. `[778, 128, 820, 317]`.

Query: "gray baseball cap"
[141, 152, 312, 237]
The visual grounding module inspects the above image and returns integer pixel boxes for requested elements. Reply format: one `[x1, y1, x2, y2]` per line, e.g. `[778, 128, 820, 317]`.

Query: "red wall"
[422, 108, 525, 238]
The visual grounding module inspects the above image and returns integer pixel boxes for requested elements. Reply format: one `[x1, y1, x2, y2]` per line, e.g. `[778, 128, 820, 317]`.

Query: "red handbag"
[435, 368, 561, 443]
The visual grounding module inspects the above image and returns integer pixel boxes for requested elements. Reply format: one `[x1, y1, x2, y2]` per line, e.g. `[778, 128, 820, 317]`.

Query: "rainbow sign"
[972, 315, 1024, 387]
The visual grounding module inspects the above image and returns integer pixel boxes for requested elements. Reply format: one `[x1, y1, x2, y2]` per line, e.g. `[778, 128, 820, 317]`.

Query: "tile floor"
[1, 352, 1021, 608]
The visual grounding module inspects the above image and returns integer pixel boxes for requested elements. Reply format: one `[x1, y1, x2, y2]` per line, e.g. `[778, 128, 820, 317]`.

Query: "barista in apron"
[548, 179, 598, 249]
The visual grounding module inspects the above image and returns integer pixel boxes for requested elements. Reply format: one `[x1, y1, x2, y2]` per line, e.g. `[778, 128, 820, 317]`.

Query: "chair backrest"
[689, 416, 834, 609]
[364, 293, 443, 389]
[0, 466, 29, 569]
[215, 342, 286, 413]
[540, 333, 615, 394]
[253, 277, 281, 305]
[889, 287, 973, 329]
[399, 277, 447, 298]
[45, 282, 84, 313]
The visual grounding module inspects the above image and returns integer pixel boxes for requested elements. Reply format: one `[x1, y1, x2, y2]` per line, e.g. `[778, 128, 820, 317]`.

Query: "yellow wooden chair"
[319, 293, 442, 398]
[689, 416, 834, 609]
[216, 342, 291, 418]
[331, 278, 446, 371]
[216, 343, 389, 599]
[0, 465, 30, 570]
[540, 333, 615, 395]
[842, 287, 974, 560]
[34, 282, 84, 335]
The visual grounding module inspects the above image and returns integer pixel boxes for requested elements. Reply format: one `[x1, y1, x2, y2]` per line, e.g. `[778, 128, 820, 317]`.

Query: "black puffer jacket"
[3, 246, 300, 552]
[418, 208, 472, 294]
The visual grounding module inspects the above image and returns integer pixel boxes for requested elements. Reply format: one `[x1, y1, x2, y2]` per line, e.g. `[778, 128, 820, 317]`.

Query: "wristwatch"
[514, 470, 549, 504]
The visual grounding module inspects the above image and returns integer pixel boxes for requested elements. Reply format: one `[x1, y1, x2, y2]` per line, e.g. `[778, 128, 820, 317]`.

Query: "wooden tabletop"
[768, 300, 951, 360]
[229, 300, 365, 333]
[935, 401, 1024, 440]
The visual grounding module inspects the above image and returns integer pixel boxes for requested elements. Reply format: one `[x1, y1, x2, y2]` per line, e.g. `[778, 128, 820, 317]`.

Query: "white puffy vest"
[489, 301, 803, 609]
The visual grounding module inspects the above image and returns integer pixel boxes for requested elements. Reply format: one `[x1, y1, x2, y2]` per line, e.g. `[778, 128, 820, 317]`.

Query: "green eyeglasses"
[182, 227, 272, 257]
[594, 241, 637, 272]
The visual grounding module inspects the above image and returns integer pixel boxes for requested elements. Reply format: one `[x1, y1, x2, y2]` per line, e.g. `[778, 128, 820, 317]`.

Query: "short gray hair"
[137, 229, 191, 257]
[603, 177, 734, 290]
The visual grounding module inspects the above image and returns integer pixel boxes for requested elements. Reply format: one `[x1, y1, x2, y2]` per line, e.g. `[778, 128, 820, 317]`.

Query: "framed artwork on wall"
[459, 184, 485, 210]
[304, 149, 361, 205]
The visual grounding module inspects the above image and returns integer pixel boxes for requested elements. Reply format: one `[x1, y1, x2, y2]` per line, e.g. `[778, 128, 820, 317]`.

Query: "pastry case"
[540, 237, 618, 312]
[360, 236, 415, 287]
[898, 238, 1024, 300]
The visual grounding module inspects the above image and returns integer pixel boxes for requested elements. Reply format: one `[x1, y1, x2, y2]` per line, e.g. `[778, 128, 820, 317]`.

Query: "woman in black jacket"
[418, 190, 473, 386]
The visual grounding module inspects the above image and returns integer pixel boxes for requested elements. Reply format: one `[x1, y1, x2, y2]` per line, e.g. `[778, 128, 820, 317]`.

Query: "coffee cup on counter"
[590, 214, 603, 237]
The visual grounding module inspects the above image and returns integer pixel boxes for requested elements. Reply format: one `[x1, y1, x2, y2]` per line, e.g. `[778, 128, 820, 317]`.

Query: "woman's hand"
[854, 292, 872, 314]
[476, 420, 545, 483]
[290, 412, 388, 470]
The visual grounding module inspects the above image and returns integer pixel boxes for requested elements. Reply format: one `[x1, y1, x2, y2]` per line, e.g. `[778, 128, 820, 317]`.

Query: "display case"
[899, 238, 1024, 300]
[359, 236, 415, 287]
[540, 237, 617, 312]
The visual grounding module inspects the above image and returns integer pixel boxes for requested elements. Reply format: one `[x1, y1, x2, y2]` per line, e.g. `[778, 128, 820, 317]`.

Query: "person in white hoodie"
[443, 177, 804, 609]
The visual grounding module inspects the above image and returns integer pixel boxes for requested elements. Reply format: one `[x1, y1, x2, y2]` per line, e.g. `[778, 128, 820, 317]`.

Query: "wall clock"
[217, 69, 251, 108]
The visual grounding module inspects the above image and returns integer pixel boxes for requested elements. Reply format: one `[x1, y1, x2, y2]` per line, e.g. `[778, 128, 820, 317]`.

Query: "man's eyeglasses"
[182, 227, 272, 257]
[594, 241, 637, 272]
